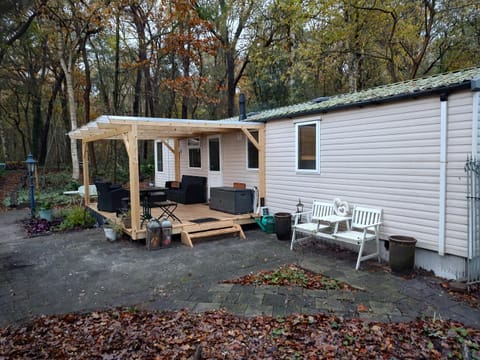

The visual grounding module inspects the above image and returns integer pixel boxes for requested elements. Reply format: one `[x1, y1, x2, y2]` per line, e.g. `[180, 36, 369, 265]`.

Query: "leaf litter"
[222, 264, 357, 291]
[1, 309, 479, 359]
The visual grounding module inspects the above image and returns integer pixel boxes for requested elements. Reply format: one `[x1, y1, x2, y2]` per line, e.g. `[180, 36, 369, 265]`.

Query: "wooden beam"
[174, 139, 180, 182]
[241, 128, 259, 149]
[76, 128, 129, 142]
[108, 118, 263, 130]
[160, 139, 175, 154]
[122, 133, 130, 157]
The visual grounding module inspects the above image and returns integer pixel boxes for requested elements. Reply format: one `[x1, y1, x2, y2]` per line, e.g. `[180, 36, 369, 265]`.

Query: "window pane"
[209, 138, 220, 171]
[298, 123, 316, 170]
[188, 137, 201, 168]
[189, 148, 201, 168]
[156, 142, 163, 172]
[247, 130, 259, 169]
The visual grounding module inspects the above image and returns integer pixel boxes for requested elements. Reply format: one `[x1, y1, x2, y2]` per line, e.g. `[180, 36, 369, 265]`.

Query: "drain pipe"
[438, 93, 448, 256]
[472, 80, 480, 156]
[239, 93, 246, 120]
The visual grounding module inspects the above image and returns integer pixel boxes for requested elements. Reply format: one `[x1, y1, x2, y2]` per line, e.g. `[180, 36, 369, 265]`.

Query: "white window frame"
[188, 137, 202, 169]
[246, 129, 259, 170]
[295, 120, 320, 173]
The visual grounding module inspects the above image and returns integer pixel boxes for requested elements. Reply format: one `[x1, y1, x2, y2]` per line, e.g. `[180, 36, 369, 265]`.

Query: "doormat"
[190, 217, 219, 224]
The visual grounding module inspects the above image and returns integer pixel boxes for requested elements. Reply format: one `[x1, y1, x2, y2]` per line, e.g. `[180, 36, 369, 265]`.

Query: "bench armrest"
[292, 211, 312, 225]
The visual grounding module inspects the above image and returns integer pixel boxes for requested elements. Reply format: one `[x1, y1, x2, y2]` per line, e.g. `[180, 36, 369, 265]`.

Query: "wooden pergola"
[68, 115, 265, 239]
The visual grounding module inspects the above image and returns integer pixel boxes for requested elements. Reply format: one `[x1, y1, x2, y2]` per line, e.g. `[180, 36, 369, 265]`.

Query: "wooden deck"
[88, 202, 255, 240]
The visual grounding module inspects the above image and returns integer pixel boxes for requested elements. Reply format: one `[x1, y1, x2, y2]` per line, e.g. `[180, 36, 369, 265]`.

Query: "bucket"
[39, 209, 53, 222]
[389, 235, 417, 274]
[274, 212, 292, 241]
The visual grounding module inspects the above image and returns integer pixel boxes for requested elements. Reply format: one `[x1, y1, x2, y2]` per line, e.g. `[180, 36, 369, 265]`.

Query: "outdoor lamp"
[25, 153, 37, 218]
[296, 198, 304, 223]
[296, 198, 304, 213]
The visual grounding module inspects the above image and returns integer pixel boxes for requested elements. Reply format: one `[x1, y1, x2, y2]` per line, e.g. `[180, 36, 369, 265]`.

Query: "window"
[247, 130, 259, 169]
[209, 137, 220, 171]
[156, 142, 163, 172]
[188, 137, 201, 168]
[295, 121, 319, 171]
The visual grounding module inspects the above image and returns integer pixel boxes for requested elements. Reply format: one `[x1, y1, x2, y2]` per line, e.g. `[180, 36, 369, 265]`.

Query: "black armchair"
[95, 181, 130, 212]
[165, 175, 207, 204]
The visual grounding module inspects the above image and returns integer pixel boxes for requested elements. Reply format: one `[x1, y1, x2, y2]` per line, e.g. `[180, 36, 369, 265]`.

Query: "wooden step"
[181, 221, 246, 247]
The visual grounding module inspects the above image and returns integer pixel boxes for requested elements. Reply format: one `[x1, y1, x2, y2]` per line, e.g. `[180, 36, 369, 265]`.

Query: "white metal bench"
[333, 206, 382, 270]
[290, 200, 334, 250]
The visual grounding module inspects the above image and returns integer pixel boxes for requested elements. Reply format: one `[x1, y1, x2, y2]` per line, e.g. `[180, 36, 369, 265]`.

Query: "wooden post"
[258, 127, 266, 202]
[126, 125, 141, 239]
[82, 141, 90, 205]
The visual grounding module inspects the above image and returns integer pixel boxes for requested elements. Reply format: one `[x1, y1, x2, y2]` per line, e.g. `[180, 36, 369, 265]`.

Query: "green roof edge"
[242, 67, 480, 123]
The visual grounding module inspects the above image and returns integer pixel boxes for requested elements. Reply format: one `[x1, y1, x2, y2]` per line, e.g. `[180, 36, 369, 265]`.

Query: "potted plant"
[103, 219, 123, 242]
[38, 200, 53, 222]
[121, 209, 132, 228]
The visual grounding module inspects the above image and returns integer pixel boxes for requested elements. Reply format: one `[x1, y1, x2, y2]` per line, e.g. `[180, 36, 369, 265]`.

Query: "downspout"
[239, 93, 246, 120]
[472, 79, 480, 157]
[438, 93, 448, 256]
[470, 83, 480, 261]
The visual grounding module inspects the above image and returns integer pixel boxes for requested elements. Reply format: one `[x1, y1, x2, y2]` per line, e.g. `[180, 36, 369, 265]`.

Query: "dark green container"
[274, 212, 292, 241]
[389, 235, 417, 274]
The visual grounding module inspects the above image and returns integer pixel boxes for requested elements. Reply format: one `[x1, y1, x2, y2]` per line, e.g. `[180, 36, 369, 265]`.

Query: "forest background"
[0, 0, 479, 181]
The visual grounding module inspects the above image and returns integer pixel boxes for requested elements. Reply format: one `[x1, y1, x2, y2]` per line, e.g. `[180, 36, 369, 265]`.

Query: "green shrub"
[56, 207, 96, 231]
[140, 158, 155, 180]
[38, 171, 78, 192]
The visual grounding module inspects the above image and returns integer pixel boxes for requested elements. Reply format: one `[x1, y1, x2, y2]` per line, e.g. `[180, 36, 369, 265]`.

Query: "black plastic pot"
[275, 212, 292, 241]
[389, 235, 417, 274]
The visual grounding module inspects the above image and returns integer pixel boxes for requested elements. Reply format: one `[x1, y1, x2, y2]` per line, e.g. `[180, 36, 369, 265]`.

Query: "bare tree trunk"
[82, 40, 97, 175]
[113, 8, 120, 114]
[40, 72, 64, 165]
[0, 117, 7, 161]
[58, 48, 80, 181]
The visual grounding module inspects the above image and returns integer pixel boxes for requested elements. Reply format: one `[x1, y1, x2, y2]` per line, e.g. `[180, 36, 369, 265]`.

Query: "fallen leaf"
[357, 304, 369, 312]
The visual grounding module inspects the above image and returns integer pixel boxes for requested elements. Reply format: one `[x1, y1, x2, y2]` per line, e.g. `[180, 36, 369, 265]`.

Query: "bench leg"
[355, 240, 365, 270]
[356, 237, 381, 270]
[290, 228, 297, 250]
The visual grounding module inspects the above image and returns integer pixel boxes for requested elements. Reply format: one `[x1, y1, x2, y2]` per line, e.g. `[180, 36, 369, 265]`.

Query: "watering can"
[254, 215, 275, 234]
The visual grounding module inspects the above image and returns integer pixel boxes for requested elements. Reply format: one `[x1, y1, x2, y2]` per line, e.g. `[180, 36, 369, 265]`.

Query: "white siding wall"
[221, 132, 260, 190]
[265, 91, 473, 258]
[167, 132, 259, 197]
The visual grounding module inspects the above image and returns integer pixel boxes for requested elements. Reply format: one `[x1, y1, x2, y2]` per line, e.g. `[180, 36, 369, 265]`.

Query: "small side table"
[154, 200, 181, 223]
